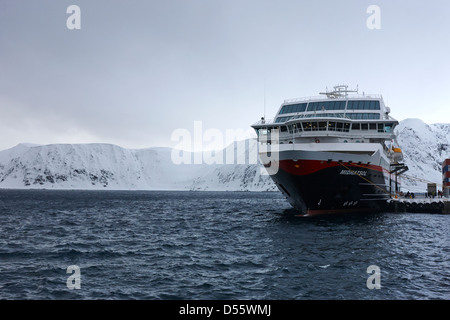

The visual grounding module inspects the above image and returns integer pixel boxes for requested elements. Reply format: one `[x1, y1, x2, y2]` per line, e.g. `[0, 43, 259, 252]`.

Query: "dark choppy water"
[0, 190, 448, 300]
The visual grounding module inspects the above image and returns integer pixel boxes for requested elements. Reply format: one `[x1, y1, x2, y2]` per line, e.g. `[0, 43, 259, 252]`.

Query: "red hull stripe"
[278, 159, 384, 176]
[304, 207, 377, 216]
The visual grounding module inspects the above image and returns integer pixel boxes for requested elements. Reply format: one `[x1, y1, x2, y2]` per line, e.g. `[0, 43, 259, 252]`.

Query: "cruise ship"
[252, 85, 408, 215]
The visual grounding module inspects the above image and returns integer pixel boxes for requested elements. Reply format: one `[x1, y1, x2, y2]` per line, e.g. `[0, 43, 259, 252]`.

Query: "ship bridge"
[252, 85, 399, 147]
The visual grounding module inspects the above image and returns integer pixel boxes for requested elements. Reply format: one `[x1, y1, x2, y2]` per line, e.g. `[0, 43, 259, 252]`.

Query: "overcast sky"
[0, 0, 449, 151]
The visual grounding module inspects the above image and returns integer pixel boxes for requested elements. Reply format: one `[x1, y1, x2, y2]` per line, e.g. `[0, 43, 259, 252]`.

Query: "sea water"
[0, 189, 448, 300]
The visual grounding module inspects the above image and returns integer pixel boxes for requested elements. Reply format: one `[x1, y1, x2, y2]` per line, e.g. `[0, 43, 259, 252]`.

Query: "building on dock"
[427, 183, 437, 197]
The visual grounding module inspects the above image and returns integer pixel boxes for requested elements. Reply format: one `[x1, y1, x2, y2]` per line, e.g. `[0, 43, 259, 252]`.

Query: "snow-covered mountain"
[0, 118, 448, 191]
[395, 118, 450, 192]
[0, 139, 275, 191]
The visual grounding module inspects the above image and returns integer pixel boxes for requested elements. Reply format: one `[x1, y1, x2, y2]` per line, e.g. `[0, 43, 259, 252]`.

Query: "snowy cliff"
[395, 118, 450, 192]
[0, 118, 448, 191]
[0, 140, 275, 191]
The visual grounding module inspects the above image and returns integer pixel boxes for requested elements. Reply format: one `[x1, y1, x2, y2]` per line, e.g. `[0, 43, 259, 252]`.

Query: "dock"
[384, 158, 450, 214]
[386, 197, 449, 214]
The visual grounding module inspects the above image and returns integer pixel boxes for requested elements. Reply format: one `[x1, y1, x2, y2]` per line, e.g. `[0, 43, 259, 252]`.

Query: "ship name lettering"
[340, 169, 367, 176]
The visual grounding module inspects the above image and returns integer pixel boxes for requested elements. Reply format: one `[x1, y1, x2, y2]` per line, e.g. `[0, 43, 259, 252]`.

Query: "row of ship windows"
[262, 121, 394, 133]
[274, 113, 381, 123]
[278, 100, 381, 114]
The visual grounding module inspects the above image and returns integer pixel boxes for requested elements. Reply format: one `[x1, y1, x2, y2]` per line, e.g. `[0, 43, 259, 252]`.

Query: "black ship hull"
[267, 157, 391, 215]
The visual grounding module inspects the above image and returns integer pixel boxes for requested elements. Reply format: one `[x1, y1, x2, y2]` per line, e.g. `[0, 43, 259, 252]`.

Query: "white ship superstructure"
[252, 85, 407, 214]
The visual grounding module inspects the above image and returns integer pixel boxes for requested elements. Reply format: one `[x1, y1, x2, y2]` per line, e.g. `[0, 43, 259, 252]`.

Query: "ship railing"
[252, 118, 275, 126]
[290, 113, 347, 120]
[284, 94, 383, 104]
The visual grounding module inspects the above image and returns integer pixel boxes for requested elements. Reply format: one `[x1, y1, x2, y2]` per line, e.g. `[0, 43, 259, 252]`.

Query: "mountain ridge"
[0, 118, 449, 192]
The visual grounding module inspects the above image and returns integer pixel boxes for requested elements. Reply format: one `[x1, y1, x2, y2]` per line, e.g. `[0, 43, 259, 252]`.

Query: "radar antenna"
[319, 84, 358, 98]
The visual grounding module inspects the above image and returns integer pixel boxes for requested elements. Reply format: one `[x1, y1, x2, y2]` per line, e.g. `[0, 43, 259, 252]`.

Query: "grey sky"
[1, 0, 449, 151]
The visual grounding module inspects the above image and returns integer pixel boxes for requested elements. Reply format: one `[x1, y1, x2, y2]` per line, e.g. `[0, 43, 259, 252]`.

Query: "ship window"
[352, 123, 360, 130]
[291, 105, 297, 113]
[287, 105, 293, 114]
[281, 126, 287, 132]
[344, 122, 350, 132]
[361, 123, 368, 130]
[305, 101, 346, 112]
[370, 101, 380, 110]
[347, 101, 356, 109]
[358, 101, 366, 109]
[347, 100, 381, 110]
[291, 124, 296, 133]
[317, 102, 324, 111]
[328, 121, 336, 131]
[374, 101, 380, 110]
[311, 122, 319, 131]
[318, 121, 327, 131]
[336, 122, 344, 131]
[378, 123, 384, 132]
[303, 122, 312, 131]
[309, 112, 345, 118]
[279, 103, 307, 114]
[336, 101, 345, 110]
[385, 123, 393, 133]
[346, 113, 380, 120]
[370, 123, 377, 130]
[307, 102, 318, 111]
[275, 116, 294, 123]
[296, 103, 307, 113]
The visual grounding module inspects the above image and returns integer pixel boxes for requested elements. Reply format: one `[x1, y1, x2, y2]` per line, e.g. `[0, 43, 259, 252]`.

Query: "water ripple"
[0, 190, 449, 300]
